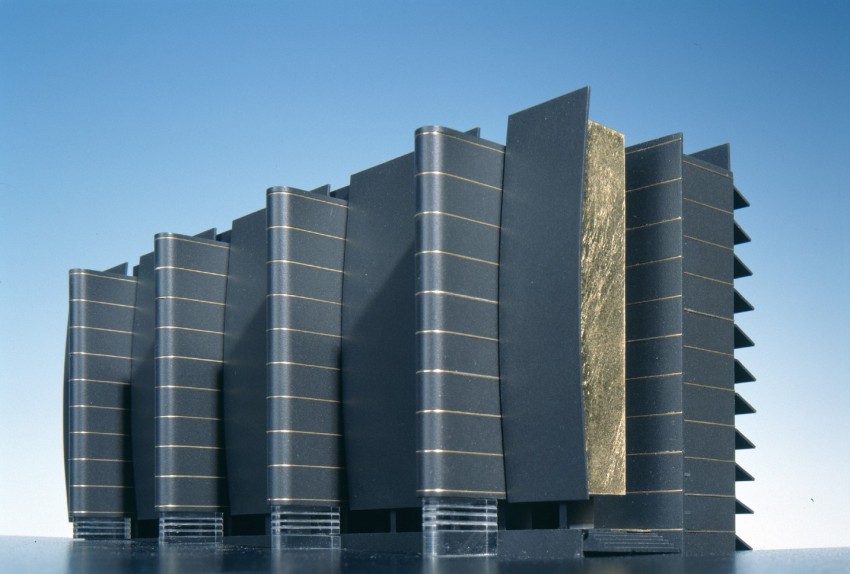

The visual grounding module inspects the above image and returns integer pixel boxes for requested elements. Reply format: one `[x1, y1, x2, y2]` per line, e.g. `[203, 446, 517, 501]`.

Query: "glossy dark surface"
[2, 538, 849, 574]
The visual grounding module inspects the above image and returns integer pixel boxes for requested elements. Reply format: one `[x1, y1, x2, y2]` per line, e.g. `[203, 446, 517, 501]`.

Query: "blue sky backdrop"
[1, 1, 848, 549]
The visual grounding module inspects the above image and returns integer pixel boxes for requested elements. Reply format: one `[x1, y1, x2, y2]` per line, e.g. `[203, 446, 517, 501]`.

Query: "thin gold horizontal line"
[415, 290, 497, 305]
[70, 431, 127, 437]
[416, 171, 502, 191]
[683, 159, 732, 179]
[626, 255, 682, 269]
[626, 177, 682, 193]
[156, 296, 225, 306]
[267, 361, 340, 371]
[154, 266, 227, 278]
[684, 308, 733, 322]
[70, 405, 127, 411]
[155, 355, 223, 363]
[268, 225, 344, 241]
[156, 475, 224, 479]
[268, 259, 342, 273]
[684, 197, 733, 215]
[70, 351, 132, 360]
[416, 250, 499, 266]
[267, 395, 340, 404]
[268, 464, 342, 470]
[69, 458, 129, 463]
[70, 271, 136, 284]
[69, 378, 130, 386]
[625, 138, 682, 156]
[685, 419, 735, 428]
[155, 504, 225, 509]
[627, 411, 682, 419]
[418, 488, 506, 496]
[156, 385, 220, 392]
[69, 326, 133, 335]
[268, 327, 340, 339]
[626, 372, 682, 381]
[684, 345, 734, 357]
[685, 456, 735, 463]
[684, 381, 734, 393]
[628, 489, 683, 494]
[684, 235, 733, 251]
[627, 333, 682, 343]
[71, 484, 131, 489]
[686, 492, 735, 498]
[627, 450, 682, 457]
[69, 298, 134, 309]
[415, 211, 500, 229]
[267, 293, 341, 305]
[626, 217, 681, 231]
[156, 445, 222, 450]
[268, 190, 348, 208]
[267, 429, 341, 437]
[627, 294, 682, 306]
[268, 497, 342, 503]
[418, 449, 503, 457]
[416, 329, 497, 342]
[156, 415, 221, 421]
[156, 235, 229, 249]
[418, 409, 501, 419]
[417, 369, 499, 381]
[157, 326, 224, 335]
[684, 272, 733, 286]
[416, 130, 505, 154]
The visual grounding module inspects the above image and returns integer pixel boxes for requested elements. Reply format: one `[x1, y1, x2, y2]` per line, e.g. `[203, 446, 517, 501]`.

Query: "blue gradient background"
[1, 1, 847, 549]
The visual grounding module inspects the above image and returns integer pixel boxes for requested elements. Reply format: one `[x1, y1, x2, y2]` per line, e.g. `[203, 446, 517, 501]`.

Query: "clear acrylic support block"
[270, 505, 340, 550]
[159, 512, 223, 544]
[422, 497, 498, 557]
[72, 516, 131, 540]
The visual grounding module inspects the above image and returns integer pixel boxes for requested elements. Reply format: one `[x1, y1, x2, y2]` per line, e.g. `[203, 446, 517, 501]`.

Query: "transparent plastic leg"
[158, 512, 222, 544]
[422, 497, 498, 557]
[270, 505, 340, 550]
[72, 516, 131, 540]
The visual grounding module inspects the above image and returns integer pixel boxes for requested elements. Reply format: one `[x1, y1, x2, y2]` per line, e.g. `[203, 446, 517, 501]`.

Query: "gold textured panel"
[581, 121, 626, 495]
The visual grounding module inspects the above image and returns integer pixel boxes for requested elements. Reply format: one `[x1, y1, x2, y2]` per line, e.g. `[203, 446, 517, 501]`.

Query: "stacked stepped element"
[414, 126, 507, 557]
[154, 233, 230, 543]
[266, 186, 348, 549]
[66, 264, 137, 539]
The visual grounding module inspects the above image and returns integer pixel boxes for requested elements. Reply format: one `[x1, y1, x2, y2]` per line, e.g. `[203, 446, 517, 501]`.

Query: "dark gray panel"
[498, 88, 590, 502]
[684, 458, 735, 496]
[683, 422, 735, 460]
[683, 384, 735, 426]
[341, 153, 418, 511]
[626, 375, 683, 417]
[683, 156, 733, 213]
[626, 416, 683, 454]
[626, 453, 683, 492]
[594, 491, 683, 531]
[131, 252, 156, 520]
[626, 219, 682, 266]
[684, 312, 733, 356]
[689, 144, 730, 171]
[626, 297, 682, 341]
[684, 495, 735, 531]
[684, 347, 735, 390]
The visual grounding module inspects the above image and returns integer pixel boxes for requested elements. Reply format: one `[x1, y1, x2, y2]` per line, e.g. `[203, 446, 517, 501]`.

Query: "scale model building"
[63, 87, 755, 557]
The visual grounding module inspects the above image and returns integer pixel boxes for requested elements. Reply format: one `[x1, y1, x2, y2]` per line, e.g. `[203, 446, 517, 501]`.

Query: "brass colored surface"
[581, 121, 626, 495]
